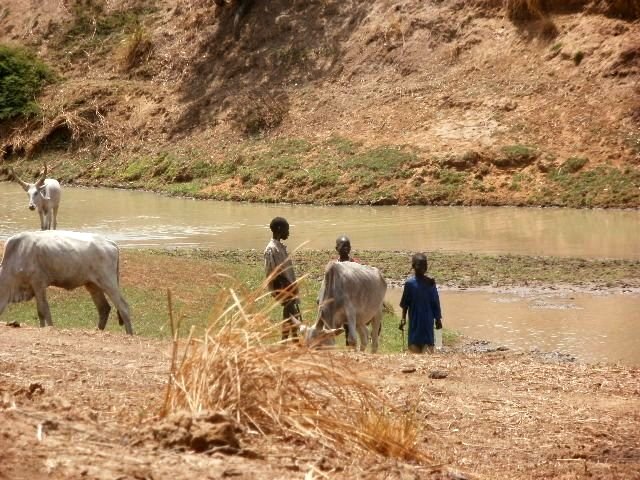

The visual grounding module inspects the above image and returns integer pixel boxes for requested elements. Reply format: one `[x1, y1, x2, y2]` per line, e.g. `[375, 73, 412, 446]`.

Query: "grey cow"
[12, 165, 61, 230]
[305, 261, 387, 353]
[0, 230, 133, 334]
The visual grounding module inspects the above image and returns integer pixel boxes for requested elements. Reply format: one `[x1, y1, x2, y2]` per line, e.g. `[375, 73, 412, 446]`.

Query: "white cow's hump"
[9, 230, 115, 249]
[19, 230, 99, 242]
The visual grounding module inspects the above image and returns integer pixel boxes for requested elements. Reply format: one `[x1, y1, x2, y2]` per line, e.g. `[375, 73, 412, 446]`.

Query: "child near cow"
[264, 216, 302, 341]
[334, 235, 359, 346]
[399, 253, 443, 353]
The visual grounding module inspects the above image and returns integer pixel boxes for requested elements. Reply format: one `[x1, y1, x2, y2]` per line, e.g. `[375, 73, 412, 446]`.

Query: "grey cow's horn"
[10, 167, 30, 191]
[35, 164, 47, 187]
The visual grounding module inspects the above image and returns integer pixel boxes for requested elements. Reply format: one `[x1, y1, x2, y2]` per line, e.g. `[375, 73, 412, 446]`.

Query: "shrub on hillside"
[0, 45, 55, 120]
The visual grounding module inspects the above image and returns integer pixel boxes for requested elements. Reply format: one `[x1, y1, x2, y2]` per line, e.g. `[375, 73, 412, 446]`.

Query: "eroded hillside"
[0, 0, 639, 206]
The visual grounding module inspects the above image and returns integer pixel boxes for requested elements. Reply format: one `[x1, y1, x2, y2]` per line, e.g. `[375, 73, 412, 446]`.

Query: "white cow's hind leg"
[102, 283, 133, 335]
[33, 289, 53, 327]
[86, 283, 112, 330]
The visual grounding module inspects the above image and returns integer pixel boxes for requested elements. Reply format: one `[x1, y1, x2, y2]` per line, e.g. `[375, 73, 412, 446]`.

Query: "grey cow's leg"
[85, 283, 112, 330]
[344, 307, 358, 348]
[370, 311, 382, 354]
[52, 206, 58, 230]
[44, 210, 52, 230]
[38, 210, 46, 230]
[356, 321, 369, 352]
[33, 289, 52, 327]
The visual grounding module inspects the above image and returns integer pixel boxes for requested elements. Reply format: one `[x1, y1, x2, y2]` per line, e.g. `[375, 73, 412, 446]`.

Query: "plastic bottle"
[434, 327, 443, 351]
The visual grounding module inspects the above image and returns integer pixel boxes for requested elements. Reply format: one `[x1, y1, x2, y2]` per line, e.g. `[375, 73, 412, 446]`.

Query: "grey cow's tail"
[318, 262, 338, 329]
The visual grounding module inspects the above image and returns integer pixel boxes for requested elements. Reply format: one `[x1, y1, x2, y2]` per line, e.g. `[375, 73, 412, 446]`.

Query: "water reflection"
[1, 183, 639, 259]
[386, 288, 640, 366]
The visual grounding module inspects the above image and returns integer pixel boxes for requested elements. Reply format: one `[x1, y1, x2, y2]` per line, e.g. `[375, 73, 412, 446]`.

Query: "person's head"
[411, 252, 428, 276]
[269, 216, 290, 240]
[335, 235, 351, 260]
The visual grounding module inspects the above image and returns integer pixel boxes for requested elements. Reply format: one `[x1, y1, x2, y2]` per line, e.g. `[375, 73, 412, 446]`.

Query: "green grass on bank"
[0, 249, 493, 352]
[3, 248, 637, 349]
[15, 134, 640, 208]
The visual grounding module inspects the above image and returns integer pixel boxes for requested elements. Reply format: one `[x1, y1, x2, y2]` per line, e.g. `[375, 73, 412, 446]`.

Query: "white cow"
[306, 261, 387, 353]
[0, 231, 133, 335]
[12, 165, 61, 230]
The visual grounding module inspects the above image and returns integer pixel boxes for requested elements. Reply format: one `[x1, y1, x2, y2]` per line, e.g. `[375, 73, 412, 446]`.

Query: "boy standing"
[334, 235, 358, 345]
[399, 253, 443, 353]
[335, 235, 355, 262]
[264, 216, 301, 341]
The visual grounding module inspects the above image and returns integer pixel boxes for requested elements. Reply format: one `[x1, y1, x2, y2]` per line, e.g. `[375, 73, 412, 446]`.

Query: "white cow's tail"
[115, 245, 124, 327]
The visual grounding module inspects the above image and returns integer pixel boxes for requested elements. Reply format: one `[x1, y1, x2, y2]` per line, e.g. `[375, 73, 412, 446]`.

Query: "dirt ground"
[1, 0, 639, 206]
[1, 324, 638, 480]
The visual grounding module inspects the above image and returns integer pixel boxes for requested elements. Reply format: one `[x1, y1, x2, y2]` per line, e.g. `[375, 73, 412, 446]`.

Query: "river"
[1, 182, 638, 365]
[1, 183, 639, 258]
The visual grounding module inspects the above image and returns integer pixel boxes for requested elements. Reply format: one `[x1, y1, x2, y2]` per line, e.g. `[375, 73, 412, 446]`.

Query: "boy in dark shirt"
[399, 253, 443, 353]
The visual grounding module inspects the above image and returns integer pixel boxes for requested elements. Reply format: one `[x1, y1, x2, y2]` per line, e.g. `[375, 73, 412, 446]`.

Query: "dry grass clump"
[592, 0, 640, 19]
[119, 26, 154, 73]
[505, 0, 559, 38]
[234, 93, 289, 137]
[160, 285, 431, 463]
[27, 107, 106, 156]
[3, 104, 109, 159]
[506, 0, 546, 20]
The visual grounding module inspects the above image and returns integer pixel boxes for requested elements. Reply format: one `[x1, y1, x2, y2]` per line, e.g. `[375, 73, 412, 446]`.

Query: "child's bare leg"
[282, 301, 300, 341]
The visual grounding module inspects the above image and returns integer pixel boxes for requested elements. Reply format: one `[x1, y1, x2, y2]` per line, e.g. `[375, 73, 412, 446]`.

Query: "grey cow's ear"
[38, 185, 49, 199]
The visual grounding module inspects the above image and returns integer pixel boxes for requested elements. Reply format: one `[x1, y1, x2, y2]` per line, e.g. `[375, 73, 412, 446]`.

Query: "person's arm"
[432, 282, 443, 329]
[399, 283, 410, 330]
[399, 307, 408, 330]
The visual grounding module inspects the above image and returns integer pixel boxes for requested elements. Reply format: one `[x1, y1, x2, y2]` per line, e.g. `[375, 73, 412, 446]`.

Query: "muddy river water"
[1, 183, 639, 365]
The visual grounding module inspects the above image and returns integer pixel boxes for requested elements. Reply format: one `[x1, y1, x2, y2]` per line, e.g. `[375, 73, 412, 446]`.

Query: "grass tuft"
[119, 26, 154, 72]
[160, 283, 432, 463]
[505, 0, 545, 21]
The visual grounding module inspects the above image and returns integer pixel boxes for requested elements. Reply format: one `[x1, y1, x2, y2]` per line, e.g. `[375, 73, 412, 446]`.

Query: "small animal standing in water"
[11, 164, 61, 230]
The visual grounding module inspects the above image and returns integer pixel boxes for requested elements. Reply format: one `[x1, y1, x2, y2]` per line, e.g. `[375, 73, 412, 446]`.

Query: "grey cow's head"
[12, 165, 48, 210]
[291, 317, 344, 348]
